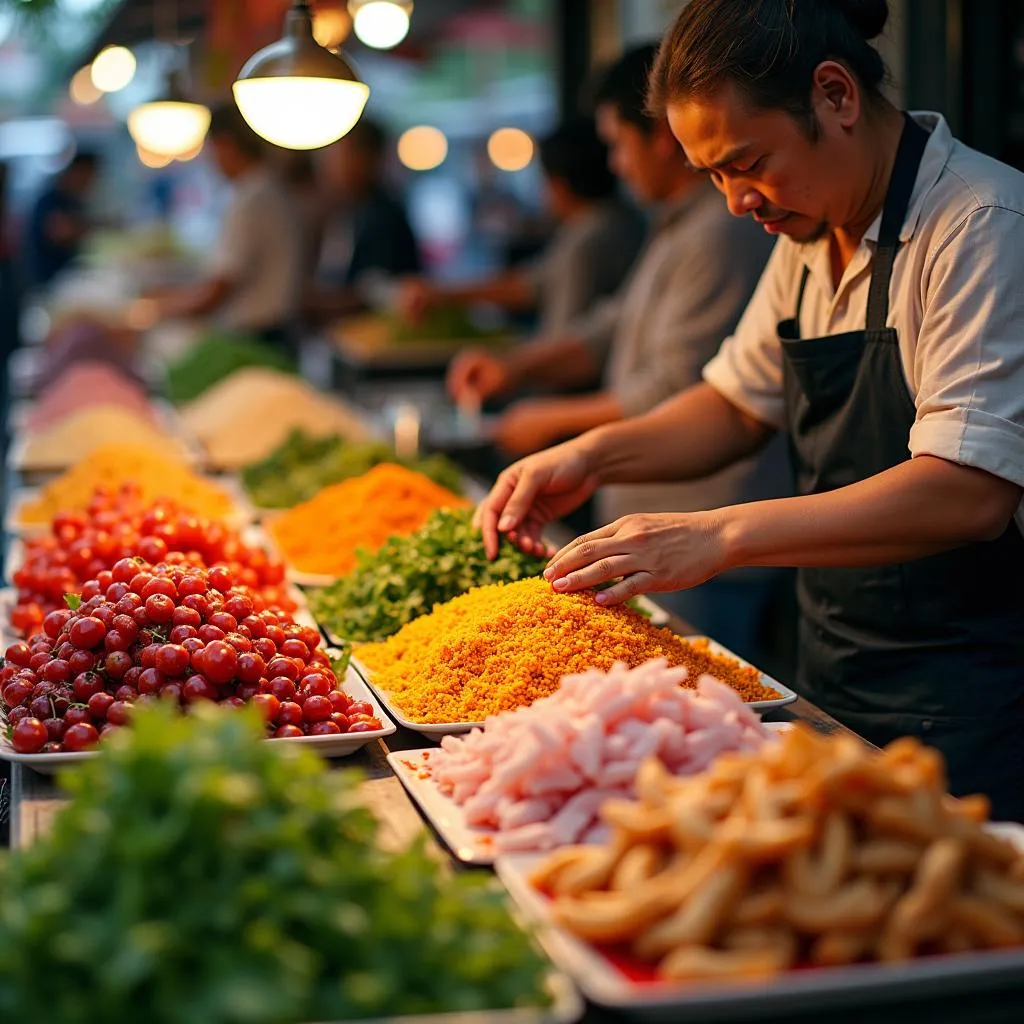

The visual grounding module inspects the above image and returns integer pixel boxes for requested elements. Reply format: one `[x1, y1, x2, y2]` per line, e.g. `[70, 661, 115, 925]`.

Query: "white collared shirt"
[703, 112, 1024, 524]
[211, 167, 303, 333]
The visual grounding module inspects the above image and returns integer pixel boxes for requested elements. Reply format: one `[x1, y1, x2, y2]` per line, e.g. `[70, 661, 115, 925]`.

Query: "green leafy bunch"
[167, 334, 297, 405]
[0, 703, 549, 1024]
[241, 430, 464, 510]
[309, 508, 549, 643]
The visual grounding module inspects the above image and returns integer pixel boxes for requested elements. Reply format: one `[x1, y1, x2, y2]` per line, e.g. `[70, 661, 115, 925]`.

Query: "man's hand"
[474, 439, 600, 559]
[396, 277, 437, 325]
[542, 512, 728, 605]
[447, 347, 515, 405]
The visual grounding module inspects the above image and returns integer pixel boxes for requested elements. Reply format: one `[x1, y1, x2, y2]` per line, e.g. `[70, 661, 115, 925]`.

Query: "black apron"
[778, 114, 1024, 821]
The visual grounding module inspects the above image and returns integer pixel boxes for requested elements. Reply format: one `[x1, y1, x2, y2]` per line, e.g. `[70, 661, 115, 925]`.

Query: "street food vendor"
[475, 0, 1024, 819]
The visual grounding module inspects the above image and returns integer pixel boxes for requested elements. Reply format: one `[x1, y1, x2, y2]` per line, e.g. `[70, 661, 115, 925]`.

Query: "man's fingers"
[496, 469, 545, 535]
[549, 555, 640, 595]
[475, 471, 518, 559]
[593, 572, 655, 607]
[544, 524, 621, 580]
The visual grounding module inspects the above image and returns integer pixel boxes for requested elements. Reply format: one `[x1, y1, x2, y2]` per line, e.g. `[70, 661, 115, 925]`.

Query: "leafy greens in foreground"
[0, 703, 550, 1024]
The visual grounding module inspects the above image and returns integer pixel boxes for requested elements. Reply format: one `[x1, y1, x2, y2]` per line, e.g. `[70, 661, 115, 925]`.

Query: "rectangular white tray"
[496, 822, 1024, 1020]
[0, 664, 394, 774]
[387, 724, 793, 867]
[353, 640, 795, 740]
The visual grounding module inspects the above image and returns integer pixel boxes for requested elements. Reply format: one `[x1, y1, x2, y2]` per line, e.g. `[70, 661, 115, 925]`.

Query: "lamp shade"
[233, 1, 369, 151]
[128, 101, 211, 158]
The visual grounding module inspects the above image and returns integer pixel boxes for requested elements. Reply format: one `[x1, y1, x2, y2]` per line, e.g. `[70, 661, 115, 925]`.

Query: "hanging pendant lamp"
[128, 71, 211, 159]
[233, 0, 370, 151]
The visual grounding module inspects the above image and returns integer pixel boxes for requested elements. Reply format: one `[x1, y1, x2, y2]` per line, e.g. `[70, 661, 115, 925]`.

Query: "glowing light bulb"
[233, 78, 368, 150]
[70, 66, 103, 106]
[351, 1, 411, 50]
[91, 46, 137, 93]
[136, 145, 173, 169]
[128, 101, 211, 158]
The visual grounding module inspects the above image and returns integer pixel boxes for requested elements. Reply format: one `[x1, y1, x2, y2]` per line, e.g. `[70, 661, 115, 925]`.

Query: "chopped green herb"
[309, 508, 549, 643]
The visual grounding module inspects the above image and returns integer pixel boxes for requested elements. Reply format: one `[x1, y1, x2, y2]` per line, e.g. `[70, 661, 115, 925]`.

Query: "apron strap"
[791, 265, 811, 331]
[865, 114, 931, 333]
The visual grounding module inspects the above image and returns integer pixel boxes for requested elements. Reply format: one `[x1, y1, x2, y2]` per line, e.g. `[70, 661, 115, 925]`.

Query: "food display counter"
[3, 310, 1024, 1024]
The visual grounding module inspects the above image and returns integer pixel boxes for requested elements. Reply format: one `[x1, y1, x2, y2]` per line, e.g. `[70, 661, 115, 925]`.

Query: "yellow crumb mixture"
[357, 577, 777, 723]
[19, 445, 237, 525]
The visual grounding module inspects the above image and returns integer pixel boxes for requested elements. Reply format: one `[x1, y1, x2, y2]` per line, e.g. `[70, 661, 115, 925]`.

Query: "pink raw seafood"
[428, 658, 768, 853]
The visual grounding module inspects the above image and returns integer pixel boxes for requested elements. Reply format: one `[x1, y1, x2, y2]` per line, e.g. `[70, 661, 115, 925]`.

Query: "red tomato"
[63, 722, 100, 752]
[11, 717, 48, 753]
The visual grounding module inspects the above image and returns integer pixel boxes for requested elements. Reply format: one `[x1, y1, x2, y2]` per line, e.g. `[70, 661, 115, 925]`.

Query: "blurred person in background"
[449, 45, 791, 659]
[151, 104, 303, 348]
[397, 117, 646, 338]
[23, 150, 99, 290]
[0, 160, 21, 455]
[273, 149, 324, 279]
[304, 118, 421, 323]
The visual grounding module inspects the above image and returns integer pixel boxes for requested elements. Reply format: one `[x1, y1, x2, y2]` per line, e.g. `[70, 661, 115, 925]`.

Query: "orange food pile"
[269, 463, 468, 577]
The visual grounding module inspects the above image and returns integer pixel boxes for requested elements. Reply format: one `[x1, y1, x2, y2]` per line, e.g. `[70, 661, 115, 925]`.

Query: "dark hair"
[209, 102, 265, 159]
[344, 117, 387, 158]
[590, 44, 660, 134]
[538, 118, 616, 201]
[648, 0, 889, 137]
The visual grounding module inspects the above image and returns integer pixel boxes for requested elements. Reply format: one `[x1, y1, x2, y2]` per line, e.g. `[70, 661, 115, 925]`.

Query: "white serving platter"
[0, 663, 394, 774]
[685, 635, 799, 711]
[388, 723, 794, 867]
[496, 822, 1024, 1021]
[351, 657, 482, 738]
[353, 640, 795, 741]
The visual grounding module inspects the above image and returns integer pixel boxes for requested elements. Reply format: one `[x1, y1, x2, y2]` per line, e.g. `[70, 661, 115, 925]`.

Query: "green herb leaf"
[64, 594, 82, 610]
[309, 508, 549, 643]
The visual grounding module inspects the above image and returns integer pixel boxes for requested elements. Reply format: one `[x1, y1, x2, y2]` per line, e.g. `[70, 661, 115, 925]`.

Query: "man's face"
[596, 104, 671, 204]
[666, 81, 842, 244]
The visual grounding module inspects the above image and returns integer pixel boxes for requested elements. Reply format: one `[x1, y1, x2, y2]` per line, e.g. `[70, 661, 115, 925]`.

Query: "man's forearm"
[580, 382, 773, 485]
[718, 455, 1022, 570]
[505, 335, 601, 391]
[438, 272, 534, 312]
[545, 392, 624, 439]
[163, 276, 232, 318]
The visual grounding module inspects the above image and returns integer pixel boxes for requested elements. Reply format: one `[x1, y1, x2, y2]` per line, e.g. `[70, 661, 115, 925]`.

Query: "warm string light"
[487, 127, 534, 172]
[397, 125, 447, 171]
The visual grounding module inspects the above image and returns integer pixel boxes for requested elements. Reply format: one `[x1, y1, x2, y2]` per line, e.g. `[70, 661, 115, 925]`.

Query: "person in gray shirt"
[448, 46, 792, 659]
[398, 118, 645, 338]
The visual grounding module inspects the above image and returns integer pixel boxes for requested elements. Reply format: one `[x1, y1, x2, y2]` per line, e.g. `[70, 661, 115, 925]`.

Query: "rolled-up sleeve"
[701, 240, 792, 429]
[908, 206, 1024, 489]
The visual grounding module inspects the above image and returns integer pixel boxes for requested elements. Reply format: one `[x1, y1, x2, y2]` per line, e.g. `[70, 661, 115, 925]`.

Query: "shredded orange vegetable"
[357, 578, 778, 723]
[269, 463, 468, 576]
